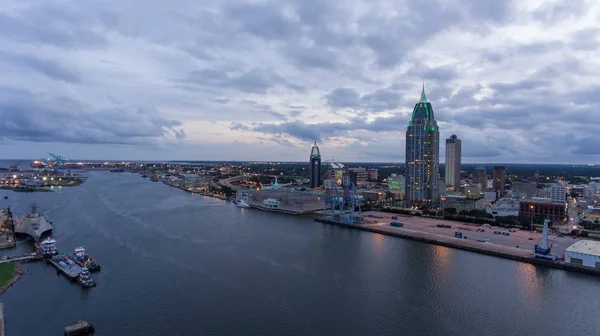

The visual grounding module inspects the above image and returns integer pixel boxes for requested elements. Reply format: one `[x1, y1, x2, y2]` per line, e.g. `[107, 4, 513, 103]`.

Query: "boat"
[236, 200, 250, 208]
[77, 267, 96, 288]
[64, 320, 95, 336]
[35, 237, 58, 257]
[70, 246, 101, 272]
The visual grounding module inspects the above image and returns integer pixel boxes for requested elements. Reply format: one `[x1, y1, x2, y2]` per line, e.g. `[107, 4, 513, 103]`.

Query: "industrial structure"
[565, 240, 600, 268]
[445, 134, 461, 189]
[323, 181, 363, 224]
[532, 219, 558, 261]
[309, 142, 321, 188]
[405, 84, 440, 206]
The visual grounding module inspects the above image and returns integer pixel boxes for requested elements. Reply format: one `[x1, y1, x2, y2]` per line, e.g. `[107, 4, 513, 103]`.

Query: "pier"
[0, 253, 42, 264]
[314, 217, 600, 277]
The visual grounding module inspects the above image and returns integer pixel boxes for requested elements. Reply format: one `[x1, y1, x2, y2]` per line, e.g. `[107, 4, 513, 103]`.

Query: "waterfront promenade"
[315, 211, 600, 276]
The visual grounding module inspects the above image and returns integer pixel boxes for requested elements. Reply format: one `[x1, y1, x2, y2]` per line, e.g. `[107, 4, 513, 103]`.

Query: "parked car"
[476, 229, 485, 233]
[494, 231, 501, 235]
[501, 232, 510, 236]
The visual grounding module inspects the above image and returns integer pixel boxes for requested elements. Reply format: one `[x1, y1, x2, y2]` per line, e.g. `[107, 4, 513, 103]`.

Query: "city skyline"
[1, 1, 600, 163]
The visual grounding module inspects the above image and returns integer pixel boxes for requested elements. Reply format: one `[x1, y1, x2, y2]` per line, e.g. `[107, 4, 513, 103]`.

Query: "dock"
[49, 255, 81, 281]
[0, 253, 42, 264]
[314, 218, 600, 276]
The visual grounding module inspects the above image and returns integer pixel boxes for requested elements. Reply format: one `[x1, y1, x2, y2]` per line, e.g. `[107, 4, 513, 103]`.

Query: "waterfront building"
[519, 198, 567, 223]
[309, 142, 322, 188]
[565, 240, 600, 268]
[405, 85, 440, 206]
[486, 198, 520, 217]
[445, 134, 461, 189]
[443, 194, 485, 212]
[473, 166, 487, 190]
[493, 166, 506, 197]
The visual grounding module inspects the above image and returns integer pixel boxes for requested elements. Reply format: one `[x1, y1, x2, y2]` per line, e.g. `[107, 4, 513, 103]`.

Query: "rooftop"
[566, 240, 600, 256]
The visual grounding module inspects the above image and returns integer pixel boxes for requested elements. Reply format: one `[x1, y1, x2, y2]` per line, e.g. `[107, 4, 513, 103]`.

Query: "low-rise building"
[444, 195, 486, 212]
[487, 198, 520, 217]
[519, 198, 566, 224]
[565, 240, 600, 268]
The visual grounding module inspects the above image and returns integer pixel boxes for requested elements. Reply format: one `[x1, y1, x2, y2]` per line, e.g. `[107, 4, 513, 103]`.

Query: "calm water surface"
[0, 172, 598, 335]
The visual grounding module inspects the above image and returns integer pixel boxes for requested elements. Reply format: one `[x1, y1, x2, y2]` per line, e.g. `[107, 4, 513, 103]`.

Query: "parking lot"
[362, 211, 579, 257]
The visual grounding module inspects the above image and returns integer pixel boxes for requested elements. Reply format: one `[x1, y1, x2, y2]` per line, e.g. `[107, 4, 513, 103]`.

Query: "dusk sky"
[1, 0, 599, 163]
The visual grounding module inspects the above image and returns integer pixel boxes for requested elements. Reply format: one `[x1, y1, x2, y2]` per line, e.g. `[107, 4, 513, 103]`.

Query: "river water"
[0, 172, 598, 335]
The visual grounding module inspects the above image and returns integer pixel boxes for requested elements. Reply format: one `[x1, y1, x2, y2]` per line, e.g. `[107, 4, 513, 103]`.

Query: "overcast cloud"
[0, 0, 599, 163]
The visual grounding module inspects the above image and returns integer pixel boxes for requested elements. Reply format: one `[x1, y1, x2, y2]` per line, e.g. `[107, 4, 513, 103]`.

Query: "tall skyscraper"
[493, 166, 506, 197]
[405, 85, 440, 206]
[309, 141, 321, 188]
[473, 166, 488, 190]
[445, 134, 461, 189]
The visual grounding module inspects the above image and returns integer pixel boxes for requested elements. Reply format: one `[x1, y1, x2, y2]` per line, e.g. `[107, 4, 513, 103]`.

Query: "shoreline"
[0, 263, 23, 295]
[315, 218, 600, 277]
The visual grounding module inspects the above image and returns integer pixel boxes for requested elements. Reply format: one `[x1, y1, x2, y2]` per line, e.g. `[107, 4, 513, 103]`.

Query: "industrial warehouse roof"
[566, 240, 600, 256]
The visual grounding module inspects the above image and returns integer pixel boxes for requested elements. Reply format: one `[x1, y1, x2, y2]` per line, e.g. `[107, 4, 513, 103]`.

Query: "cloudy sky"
[1, 0, 599, 163]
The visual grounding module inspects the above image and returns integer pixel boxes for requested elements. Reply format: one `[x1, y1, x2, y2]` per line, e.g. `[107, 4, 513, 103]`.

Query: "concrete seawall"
[314, 218, 600, 277]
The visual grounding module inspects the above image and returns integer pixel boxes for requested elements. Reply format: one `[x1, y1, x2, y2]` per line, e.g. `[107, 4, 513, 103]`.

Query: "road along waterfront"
[0, 172, 599, 335]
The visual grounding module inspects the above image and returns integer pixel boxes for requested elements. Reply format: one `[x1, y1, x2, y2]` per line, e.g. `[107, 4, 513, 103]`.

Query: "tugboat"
[35, 237, 58, 257]
[70, 246, 101, 272]
[77, 267, 96, 288]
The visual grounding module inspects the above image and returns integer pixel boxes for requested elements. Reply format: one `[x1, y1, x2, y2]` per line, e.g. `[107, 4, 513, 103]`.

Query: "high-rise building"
[445, 134, 461, 189]
[405, 85, 440, 206]
[309, 142, 321, 188]
[493, 166, 506, 197]
[473, 166, 487, 189]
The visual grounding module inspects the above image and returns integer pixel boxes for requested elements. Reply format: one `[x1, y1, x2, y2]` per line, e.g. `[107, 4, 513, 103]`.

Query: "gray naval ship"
[14, 203, 53, 241]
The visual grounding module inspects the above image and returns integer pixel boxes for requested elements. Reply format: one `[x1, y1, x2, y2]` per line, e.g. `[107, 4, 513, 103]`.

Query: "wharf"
[49, 255, 81, 281]
[314, 218, 600, 277]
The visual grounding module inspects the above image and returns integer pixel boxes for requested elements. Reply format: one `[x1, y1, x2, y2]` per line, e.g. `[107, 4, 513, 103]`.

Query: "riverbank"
[315, 218, 600, 277]
[0, 263, 22, 295]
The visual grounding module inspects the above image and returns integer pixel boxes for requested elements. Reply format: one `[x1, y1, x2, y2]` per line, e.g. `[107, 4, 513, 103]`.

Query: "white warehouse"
[565, 240, 600, 269]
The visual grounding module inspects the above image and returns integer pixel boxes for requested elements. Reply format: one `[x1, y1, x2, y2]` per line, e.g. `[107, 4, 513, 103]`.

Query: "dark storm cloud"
[0, 51, 81, 83]
[0, 88, 185, 145]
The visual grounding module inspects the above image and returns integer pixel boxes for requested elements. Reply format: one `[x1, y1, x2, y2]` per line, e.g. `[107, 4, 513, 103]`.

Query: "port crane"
[532, 219, 558, 261]
[48, 153, 68, 166]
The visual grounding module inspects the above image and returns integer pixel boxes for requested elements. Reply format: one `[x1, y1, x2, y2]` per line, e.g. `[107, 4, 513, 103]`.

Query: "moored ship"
[70, 246, 101, 272]
[236, 200, 250, 208]
[14, 203, 53, 242]
[77, 267, 96, 288]
[35, 237, 58, 257]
